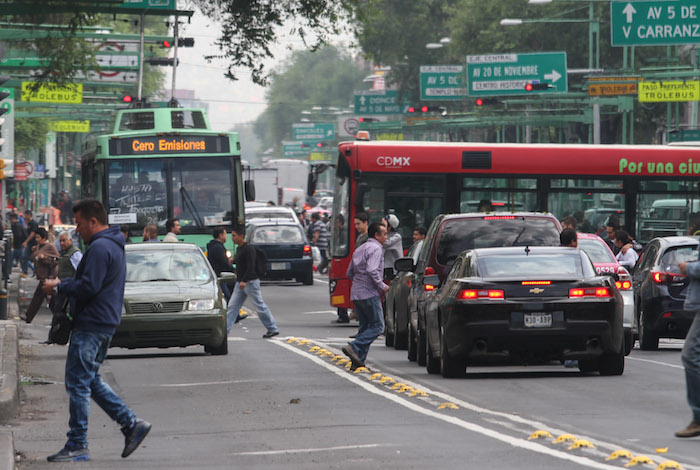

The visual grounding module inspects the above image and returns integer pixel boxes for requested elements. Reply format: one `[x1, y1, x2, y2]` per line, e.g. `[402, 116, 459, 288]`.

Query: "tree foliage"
[14, 118, 50, 153]
[253, 45, 366, 150]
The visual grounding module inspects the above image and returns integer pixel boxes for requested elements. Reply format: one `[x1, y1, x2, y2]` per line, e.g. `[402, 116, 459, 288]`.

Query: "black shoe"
[349, 334, 357, 339]
[332, 318, 350, 324]
[235, 312, 249, 324]
[262, 330, 279, 339]
[675, 420, 700, 438]
[47, 446, 90, 462]
[342, 344, 364, 369]
[122, 418, 152, 458]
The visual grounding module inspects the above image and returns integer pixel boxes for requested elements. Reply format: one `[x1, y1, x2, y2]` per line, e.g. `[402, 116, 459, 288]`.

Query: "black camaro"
[422, 246, 624, 378]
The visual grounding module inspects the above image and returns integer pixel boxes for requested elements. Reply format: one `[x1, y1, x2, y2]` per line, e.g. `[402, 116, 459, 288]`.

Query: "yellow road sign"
[21, 82, 83, 104]
[638, 80, 700, 102]
[49, 120, 90, 133]
[588, 77, 639, 96]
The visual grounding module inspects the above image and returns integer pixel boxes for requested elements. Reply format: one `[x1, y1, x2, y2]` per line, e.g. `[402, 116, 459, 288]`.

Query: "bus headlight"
[189, 299, 215, 311]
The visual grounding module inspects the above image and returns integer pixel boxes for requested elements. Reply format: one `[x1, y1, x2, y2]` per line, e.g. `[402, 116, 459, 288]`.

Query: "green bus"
[81, 106, 249, 251]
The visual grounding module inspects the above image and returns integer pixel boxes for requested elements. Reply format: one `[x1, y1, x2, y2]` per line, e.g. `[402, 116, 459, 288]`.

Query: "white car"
[245, 206, 300, 225]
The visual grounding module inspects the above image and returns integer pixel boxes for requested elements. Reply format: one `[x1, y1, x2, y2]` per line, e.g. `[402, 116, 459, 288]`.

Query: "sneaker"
[47, 446, 90, 462]
[20, 273, 27, 279]
[262, 330, 279, 339]
[235, 312, 249, 324]
[342, 344, 364, 369]
[675, 420, 700, 438]
[122, 418, 152, 458]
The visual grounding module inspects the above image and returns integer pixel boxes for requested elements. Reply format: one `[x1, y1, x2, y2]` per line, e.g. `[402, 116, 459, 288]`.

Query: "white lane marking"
[233, 443, 385, 456]
[227, 337, 248, 341]
[626, 356, 684, 370]
[313, 277, 329, 284]
[158, 379, 257, 387]
[303, 310, 337, 315]
[274, 341, 622, 470]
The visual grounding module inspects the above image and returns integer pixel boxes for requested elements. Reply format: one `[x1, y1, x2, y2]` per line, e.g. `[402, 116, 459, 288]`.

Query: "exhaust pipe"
[587, 338, 600, 348]
[474, 340, 487, 352]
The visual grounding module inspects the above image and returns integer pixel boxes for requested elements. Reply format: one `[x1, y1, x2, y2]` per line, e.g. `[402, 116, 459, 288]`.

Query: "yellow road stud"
[657, 460, 683, 470]
[353, 367, 369, 374]
[309, 346, 321, 352]
[315, 349, 328, 355]
[437, 402, 459, 410]
[528, 430, 553, 440]
[607, 450, 633, 461]
[331, 355, 344, 362]
[553, 434, 577, 444]
[391, 382, 406, 390]
[298, 340, 310, 345]
[344, 362, 351, 370]
[398, 386, 414, 393]
[655, 448, 668, 454]
[568, 440, 595, 450]
[337, 358, 350, 365]
[286, 338, 298, 343]
[369, 373, 383, 381]
[410, 390, 429, 397]
[625, 456, 655, 467]
[379, 377, 396, 384]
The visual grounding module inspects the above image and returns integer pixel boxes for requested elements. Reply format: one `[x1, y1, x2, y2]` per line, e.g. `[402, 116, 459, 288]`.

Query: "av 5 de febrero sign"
[21, 82, 83, 104]
[638, 80, 700, 102]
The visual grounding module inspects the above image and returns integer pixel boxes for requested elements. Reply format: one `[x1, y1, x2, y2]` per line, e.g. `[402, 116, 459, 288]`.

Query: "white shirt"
[616, 247, 638, 269]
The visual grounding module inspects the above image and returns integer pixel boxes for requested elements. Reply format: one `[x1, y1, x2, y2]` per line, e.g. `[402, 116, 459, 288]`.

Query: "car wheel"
[426, 328, 440, 375]
[598, 343, 625, 376]
[439, 325, 465, 378]
[624, 329, 634, 356]
[205, 337, 228, 356]
[638, 307, 659, 351]
[407, 324, 417, 362]
[578, 359, 597, 373]
[393, 305, 408, 350]
[417, 322, 427, 366]
[385, 309, 395, 347]
[299, 271, 314, 285]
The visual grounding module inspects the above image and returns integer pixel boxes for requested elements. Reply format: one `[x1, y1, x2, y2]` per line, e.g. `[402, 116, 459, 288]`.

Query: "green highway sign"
[466, 52, 567, 96]
[668, 129, 700, 142]
[282, 141, 312, 158]
[419, 65, 466, 101]
[354, 90, 410, 115]
[119, 0, 175, 10]
[292, 122, 335, 141]
[611, 1, 700, 46]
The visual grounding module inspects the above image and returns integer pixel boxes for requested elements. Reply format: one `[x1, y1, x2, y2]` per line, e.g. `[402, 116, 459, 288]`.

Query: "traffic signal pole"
[171, 16, 179, 103]
[137, 11, 145, 100]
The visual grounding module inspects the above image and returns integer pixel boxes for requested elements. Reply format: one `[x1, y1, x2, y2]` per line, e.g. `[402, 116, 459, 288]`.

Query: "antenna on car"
[524, 245, 531, 256]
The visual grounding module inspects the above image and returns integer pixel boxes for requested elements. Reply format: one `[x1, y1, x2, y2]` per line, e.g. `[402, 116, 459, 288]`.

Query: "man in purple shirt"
[342, 222, 390, 369]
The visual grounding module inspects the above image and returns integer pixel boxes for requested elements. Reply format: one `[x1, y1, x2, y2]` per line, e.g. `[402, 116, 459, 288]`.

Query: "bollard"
[0, 287, 6, 320]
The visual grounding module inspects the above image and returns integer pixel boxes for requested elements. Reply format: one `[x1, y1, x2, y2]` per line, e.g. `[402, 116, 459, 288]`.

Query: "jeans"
[12, 248, 26, 273]
[220, 282, 232, 303]
[349, 296, 384, 363]
[22, 245, 34, 275]
[65, 330, 136, 448]
[226, 279, 278, 334]
[681, 312, 700, 422]
[317, 247, 329, 274]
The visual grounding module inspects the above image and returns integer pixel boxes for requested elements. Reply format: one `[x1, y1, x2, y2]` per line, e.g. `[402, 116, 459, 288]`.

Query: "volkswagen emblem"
[529, 288, 545, 294]
[151, 302, 164, 312]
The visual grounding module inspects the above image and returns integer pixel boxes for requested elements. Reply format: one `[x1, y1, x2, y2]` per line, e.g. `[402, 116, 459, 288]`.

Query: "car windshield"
[577, 238, 616, 264]
[660, 246, 699, 272]
[478, 253, 583, 278]
[246, 211, 295, 221]
[436, 218, 560, 265]
[251, 226, 305, 244]
[126, 249, 212, 282]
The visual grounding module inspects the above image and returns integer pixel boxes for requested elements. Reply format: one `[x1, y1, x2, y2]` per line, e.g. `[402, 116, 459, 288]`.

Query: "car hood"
[124, 280, 217, 300]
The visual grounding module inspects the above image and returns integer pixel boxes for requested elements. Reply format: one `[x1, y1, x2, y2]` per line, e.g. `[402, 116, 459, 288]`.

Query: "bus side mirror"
[354, 182, 368, 208]
[307, 172, 317, 197]
[244, 180, 255, 201]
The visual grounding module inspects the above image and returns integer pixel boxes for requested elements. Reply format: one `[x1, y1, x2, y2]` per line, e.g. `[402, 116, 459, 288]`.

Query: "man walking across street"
[207, 227, 235, 302]
[342, 222, 390, 370]
[225, 225, 279, 338]
[23, 227, 60, 323]
[163, 218, 181, 242]
[9, 213, 27, 273]
[677, 257, 700, 438]
[21, 209, 39, 277]
[311, 212, 330, 274]
[43, 200, 151, 462]
[57, 230, 83, 279]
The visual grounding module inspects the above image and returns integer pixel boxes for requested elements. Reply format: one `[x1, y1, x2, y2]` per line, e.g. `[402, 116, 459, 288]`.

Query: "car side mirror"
[218, 272, 236, 282]
[394, 257, 416, 273]
[423, 274, 440, 288]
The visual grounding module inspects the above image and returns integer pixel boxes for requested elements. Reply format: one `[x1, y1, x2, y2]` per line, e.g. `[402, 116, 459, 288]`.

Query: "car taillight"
[615, 280, 632, 290]
[424, 284, 436, 291]
[569, 287, 612, 298]
[458, 289, 505, 300]
[652, 271, 685, 283]
[483, 216, 516, 220]
[521, 281, 551, 285]
[303, 245, 311, 254]
[425, 266, 435, 275]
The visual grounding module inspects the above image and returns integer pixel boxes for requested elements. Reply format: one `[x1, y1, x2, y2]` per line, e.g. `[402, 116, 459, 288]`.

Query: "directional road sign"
[354, 90, 410, 115]
[282, 141, 312, 159]
[611, 1, 700, 46]
[292, 122, 335, 141]
[419, 65, 467, 101]
[638, 80, 700, 102]
[466, 52, 567, 96]
[588, 76, 639, 96]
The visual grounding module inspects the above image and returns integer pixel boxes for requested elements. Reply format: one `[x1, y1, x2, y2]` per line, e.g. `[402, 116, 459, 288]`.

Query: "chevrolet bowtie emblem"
[529, 288, 545, 294]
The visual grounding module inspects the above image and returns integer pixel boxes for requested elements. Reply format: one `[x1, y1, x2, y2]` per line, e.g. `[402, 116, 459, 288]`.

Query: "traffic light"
[525, 82, 550, 91]
[161, 40, 172, 48]
[0, 159, 13, 179]
[122, 95, 133, 103]
[148, 58, 178, 66]
[178, 37, 194, 47]
[475, 98, 499, 106]
[408, 105, 445, 114]
[359, 117, 379, 123]
[0, 75, 10, 160]
[316, 142, 329, 148]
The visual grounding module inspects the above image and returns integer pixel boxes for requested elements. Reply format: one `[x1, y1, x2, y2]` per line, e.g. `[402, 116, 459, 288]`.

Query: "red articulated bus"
[328, 139, 700, 317]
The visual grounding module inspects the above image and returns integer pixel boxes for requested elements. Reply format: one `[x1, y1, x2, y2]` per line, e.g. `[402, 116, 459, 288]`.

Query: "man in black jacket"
[225, 225, 279, 338]
[207, 228, 234, 301]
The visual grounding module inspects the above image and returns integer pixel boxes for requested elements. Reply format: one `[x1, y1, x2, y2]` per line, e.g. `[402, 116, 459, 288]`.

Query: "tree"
[253, 45, 366, 152]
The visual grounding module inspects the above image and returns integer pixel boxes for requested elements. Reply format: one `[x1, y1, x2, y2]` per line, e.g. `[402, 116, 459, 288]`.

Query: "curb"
[0, 322, 19, 423]
[0, 431, 15, 470]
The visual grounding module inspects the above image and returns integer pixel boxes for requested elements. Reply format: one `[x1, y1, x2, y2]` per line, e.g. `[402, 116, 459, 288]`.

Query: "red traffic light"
[476, 98, 484, 106]
[162, 40, 172, 48]
[525, 83, 533, 92]
[122, 95, 133, 103]
[525, 82, 549, 91]
[408, 106, 416, 113]
[421, 105, 428, 112]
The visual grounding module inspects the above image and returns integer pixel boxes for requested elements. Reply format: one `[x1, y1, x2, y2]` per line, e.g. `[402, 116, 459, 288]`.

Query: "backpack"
[255, 247, 267, 278]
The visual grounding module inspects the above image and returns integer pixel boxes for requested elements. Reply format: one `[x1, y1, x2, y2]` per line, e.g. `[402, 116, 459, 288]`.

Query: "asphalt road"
[9, 274, 700, 469]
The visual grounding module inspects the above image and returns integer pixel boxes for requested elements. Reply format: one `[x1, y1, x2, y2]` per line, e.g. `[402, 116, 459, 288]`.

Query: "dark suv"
[394, 213, 562, 365]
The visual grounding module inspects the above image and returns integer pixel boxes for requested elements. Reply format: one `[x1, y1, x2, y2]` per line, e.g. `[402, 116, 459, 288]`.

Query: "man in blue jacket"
[678, 258, 700, 438]
[43, 200, 151, 462]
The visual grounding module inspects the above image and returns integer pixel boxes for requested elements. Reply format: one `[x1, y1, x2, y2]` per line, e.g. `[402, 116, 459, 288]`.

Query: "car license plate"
[524, 312, 552, 328]
[271, 262, 288, 270]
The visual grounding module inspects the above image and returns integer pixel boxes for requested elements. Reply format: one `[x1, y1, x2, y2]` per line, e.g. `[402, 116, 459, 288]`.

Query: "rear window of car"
[435, 217, 560, 265]
[661, 245, 699, 271]
[126, 249, 212, 282]
[246, 211, 295, 221]
[478, 253, 583, 278]
[577, 238, 616, 264]
[251, 226, 304, 244]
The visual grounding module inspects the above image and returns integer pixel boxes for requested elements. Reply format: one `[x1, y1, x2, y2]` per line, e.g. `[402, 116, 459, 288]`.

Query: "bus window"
[118, 112, 155, 131]
[460, 177, 537, 213]
[637, 180, 700, 242]
[107, 159, 167, 229]
[171, 110, 207, 129]
[548, 179, 625, 234]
